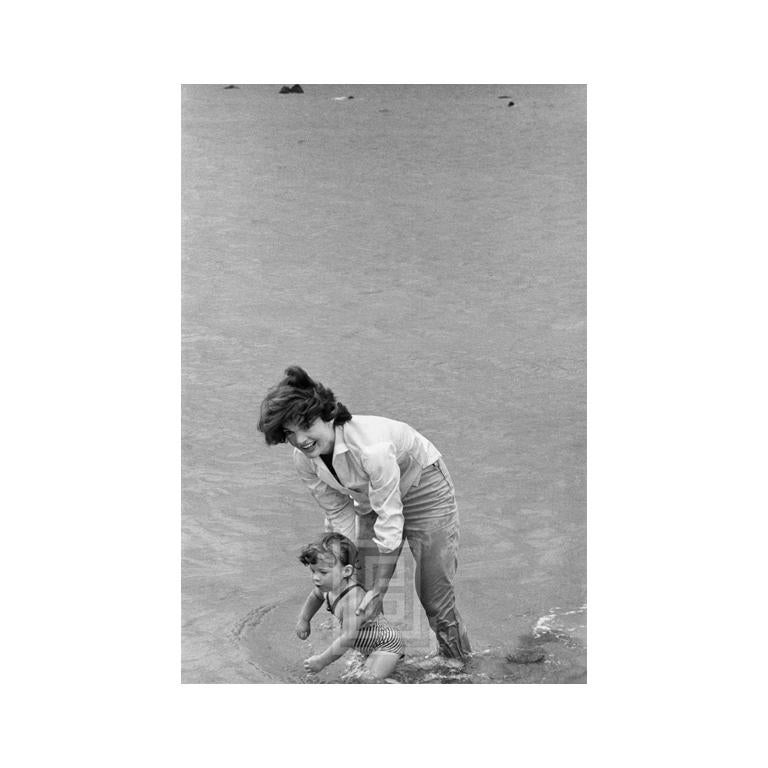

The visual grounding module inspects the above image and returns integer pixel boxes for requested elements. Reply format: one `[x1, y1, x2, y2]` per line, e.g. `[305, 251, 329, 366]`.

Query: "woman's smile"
[283, 418, 336, 457]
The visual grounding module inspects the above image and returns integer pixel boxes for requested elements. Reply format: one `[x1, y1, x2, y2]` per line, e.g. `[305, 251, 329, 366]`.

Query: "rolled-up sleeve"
[360, 442, 404, 553]
[293, 452, 356, 539]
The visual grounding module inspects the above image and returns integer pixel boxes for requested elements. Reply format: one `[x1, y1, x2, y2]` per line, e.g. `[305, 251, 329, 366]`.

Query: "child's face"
[309, 555, 350, 593]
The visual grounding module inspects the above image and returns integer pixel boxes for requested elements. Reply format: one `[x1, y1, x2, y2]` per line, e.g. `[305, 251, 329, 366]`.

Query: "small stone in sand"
[506, 648, 545, 664]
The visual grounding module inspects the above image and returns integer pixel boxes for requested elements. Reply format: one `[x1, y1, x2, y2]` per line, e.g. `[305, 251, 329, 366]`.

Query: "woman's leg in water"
[407, 518, 472, 659]
[403, 460, 472, 660]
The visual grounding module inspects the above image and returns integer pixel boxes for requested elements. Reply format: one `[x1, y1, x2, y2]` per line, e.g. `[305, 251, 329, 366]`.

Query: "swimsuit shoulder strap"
[328, 583, 365, 616]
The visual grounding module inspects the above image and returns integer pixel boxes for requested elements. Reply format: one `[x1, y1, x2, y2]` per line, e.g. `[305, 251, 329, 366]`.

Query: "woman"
[258, 366, 471, 661]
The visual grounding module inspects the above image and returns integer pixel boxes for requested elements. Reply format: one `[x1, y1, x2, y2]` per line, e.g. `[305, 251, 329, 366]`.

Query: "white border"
[5, 1, 767, 765]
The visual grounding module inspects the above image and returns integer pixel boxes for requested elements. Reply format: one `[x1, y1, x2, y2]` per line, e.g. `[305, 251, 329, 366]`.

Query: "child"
[296, 532, 404, 681]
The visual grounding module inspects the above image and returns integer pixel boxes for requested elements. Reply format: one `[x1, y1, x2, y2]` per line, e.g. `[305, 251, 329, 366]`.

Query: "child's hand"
[303, 654, 325, 674]
[296, 619, 311, 640]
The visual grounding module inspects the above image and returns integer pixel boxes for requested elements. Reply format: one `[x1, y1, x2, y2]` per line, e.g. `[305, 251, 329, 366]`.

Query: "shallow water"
[182, 84, 586, 683]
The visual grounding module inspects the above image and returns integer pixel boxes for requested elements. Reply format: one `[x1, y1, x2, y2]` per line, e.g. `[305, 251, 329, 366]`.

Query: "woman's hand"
[304, 654, 325, 674]
[355, 590, 383, 623]
[296, 619, 311, 640]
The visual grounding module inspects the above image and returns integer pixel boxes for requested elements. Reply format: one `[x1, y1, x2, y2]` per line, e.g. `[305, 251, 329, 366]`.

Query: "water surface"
[182, 84, 586, 683]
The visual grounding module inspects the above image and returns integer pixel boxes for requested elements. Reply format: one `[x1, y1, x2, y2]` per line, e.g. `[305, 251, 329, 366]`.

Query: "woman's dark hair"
[299, 532, 359, 569]
[257, 366, 352, 445]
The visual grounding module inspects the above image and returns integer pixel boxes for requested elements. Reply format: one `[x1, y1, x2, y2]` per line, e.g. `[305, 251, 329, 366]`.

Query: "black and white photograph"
[7, 1, 765, 762]
[182, 84, 587, 683]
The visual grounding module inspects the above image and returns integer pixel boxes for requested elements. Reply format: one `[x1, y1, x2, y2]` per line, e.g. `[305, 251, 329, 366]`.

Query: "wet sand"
[182, 84, 586, 683]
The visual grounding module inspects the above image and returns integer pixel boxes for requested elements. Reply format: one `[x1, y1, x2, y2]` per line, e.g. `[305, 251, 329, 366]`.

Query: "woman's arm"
[355, 547, 403, 620]
[296, 587, 324, 639]
[361, 443, 405, 553]
[354, 443, 406, 619]
[294, 452, 357, 538]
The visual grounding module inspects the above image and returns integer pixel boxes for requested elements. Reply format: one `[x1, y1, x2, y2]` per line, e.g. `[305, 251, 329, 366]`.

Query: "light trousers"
[357, 459, 471, 660]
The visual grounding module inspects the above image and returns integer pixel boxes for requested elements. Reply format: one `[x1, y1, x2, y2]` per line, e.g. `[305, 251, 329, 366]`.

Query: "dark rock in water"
[498, 95, 510, 99]
[508, 101, 515, 107]
[506, 648, 545, 664]
[290, 84, 304, 94]
[279, 86, 291, 94]
[224, 85, 239, 89]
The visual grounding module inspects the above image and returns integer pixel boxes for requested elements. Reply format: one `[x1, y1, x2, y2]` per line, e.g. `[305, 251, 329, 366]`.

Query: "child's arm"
[296, 587, 324, 639]
[303, 592, 363, 672]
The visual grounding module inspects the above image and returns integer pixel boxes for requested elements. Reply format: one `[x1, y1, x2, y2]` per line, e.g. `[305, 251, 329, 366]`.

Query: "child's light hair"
[299, 532, 360, 569]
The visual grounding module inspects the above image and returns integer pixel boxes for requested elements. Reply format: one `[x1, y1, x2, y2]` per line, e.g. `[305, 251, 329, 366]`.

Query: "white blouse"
[292, 415, 441, 553]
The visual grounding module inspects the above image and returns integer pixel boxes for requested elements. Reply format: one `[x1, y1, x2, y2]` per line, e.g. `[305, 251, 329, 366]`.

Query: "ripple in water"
[233, 599, 586, 683]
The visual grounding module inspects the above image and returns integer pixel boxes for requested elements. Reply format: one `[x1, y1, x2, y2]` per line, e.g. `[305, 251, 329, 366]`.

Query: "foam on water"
[533, 604, 588, 643]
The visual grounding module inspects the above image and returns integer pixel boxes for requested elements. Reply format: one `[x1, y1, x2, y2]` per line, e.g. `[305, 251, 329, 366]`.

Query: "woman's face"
[283, 418, 335, 458]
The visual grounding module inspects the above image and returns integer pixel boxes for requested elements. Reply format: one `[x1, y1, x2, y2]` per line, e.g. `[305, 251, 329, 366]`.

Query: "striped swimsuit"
[325, 583, 405, 657]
